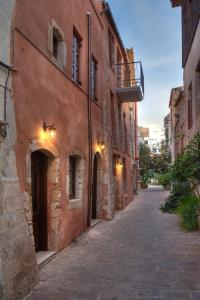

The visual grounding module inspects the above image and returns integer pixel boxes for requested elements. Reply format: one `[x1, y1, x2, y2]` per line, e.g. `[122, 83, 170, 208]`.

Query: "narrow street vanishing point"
[25, 187, 200, 300]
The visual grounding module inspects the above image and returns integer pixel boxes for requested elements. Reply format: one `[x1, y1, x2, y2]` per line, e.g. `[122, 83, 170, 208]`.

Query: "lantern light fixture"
[116, 159, 123, 168]
[97, 140, 105, 151]
[43, 122, 56, 137]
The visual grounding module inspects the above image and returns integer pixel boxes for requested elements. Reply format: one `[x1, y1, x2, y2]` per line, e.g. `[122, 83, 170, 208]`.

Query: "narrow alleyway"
[25, 187, 200, 300]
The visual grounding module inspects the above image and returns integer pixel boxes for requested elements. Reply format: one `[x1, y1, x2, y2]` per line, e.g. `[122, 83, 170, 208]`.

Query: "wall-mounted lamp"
[43, 122, 56, 138]
[116, 159, 123, 168]
[97, 140, 105, 151]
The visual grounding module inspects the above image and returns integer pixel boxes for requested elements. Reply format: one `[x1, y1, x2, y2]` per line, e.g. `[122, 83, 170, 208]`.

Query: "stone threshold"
[36, 251, 56, 269]
[90, 219, 102, 228]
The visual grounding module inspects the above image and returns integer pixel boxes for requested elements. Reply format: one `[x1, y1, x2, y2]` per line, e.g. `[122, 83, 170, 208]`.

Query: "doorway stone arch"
[25, 141, 61, 252]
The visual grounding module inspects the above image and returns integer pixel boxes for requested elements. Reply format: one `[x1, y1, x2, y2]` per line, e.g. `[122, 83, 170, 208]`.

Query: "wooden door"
[31, 151, 48, 252]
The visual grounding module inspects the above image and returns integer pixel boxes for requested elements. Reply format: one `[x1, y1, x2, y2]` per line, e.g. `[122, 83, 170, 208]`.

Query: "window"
[188, 83, 193, 129]
[68, 153, 85, 208]
[53, 29, 60, 58]
[69, 156, 76, 199]
[108, 29, 115, 68]
[91, 57, 98, 99]
[48, 20, 66, 66]
[72, 31, 81, 83]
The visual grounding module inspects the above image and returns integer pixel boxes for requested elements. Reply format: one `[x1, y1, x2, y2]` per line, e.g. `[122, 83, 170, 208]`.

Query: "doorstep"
[36, 251, 56, 269]
[90, 219, 102, 228]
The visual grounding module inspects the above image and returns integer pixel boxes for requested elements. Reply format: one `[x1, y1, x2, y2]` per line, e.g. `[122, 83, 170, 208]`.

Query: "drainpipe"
[86, 12, 92, 227]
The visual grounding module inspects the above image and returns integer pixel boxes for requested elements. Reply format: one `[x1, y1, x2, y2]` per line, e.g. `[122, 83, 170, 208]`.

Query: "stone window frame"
[48, 19, 66, 68]
[67, 151, 85, 210]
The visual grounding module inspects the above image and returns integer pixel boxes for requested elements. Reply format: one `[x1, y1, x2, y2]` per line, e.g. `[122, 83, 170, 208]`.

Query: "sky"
[108, 0, 183, 141]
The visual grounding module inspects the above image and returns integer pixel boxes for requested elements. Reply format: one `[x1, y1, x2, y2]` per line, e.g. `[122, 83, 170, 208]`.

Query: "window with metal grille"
[91, 57, 97, 100]
[72, 31, 81, 83]
[69, 156, 76, 199]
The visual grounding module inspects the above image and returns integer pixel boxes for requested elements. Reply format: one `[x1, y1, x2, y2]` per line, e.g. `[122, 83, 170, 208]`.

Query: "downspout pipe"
[86, 12, 92, 227]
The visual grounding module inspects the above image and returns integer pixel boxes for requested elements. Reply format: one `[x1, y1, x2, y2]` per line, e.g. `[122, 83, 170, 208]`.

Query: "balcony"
[115, 61, 144, 102]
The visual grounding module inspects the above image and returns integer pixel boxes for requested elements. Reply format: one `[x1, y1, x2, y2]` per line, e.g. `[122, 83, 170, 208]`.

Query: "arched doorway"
[31, 150, 48, 252]
[91, 153, 101, 220]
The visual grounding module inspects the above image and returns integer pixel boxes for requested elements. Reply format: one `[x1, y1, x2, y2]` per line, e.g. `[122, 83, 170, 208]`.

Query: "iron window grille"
[72, 32, 81, 84]
[91, 57, 98, 100]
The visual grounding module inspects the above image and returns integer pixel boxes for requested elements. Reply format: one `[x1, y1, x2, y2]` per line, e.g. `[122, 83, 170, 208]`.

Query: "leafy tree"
[139, 141, 171, 185]
[171, 132, 200, 197]
[161, 132, 200, 214]
[139, 143, 152, 184]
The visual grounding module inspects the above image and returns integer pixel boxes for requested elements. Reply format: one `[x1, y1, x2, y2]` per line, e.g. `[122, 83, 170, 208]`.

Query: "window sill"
[72, 79, 82, 86]
[68, 198, 82, 209]
[51, 55, 64, 70]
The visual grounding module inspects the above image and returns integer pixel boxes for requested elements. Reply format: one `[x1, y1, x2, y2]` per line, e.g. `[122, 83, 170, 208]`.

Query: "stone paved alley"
[25, 187, 200, 300]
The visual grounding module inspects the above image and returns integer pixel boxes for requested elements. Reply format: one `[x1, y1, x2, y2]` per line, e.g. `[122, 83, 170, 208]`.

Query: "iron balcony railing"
[115, 61, 144, 101]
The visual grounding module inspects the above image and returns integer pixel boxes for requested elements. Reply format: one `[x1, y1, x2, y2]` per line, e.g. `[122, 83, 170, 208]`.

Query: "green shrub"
[158, 172, 171, 187]
[160, 181, 191, 213]
[176, 195, 200, 231]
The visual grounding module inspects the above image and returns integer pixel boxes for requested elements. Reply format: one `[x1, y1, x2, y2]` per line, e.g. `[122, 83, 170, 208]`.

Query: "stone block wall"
[0, 1, 38, 299]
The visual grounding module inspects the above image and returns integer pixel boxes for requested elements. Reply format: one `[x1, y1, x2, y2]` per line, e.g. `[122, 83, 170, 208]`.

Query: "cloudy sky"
[108, 0, 183, 140]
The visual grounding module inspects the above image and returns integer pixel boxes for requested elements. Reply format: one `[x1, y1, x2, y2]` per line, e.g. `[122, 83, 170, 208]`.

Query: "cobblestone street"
[25, 187, 200, 300]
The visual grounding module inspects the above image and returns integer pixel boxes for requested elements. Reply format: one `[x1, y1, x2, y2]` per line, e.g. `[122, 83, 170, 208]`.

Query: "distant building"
[139, 126, 161, 154]
[139, 127, 150, 139]
[163, 113, 171, 154]
[168, 86, 185, 161]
